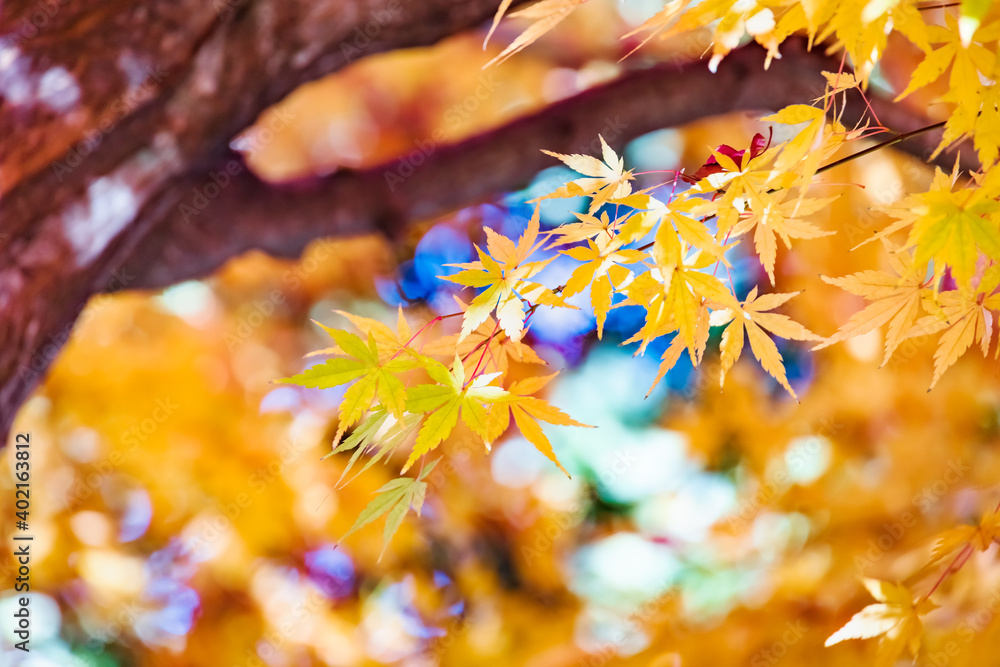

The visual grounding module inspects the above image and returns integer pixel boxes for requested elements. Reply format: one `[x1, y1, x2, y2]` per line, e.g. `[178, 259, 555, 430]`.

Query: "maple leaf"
[729, 189, 836, 285]
[896, 15, 1000, 164]
[895, 14, 998, 101]
[402, 356, 508, 472]
[762, 104, 844, 189]
[544, 210, 619, 248]
[537, 136, 634, 213]
[279, 328, 417, 435]
[817, 70, 863, 100]
[445, 209, 566, 343]
[483, 0, 588, 67]
[854, 166, 957, 250]
[687, 137, 792, 236]
[306, 307, 412, 359]
[867, 166, 1000, 289]
[486, 373, 591, 476]
[622, 0, 782, 70]
[825, 579, 937, 667]
[816, 250, 930, 366]
[655, 194, 728, 259]
[816, 0, 929, 82]
[620, 0, 691, 58]
[622, 240, 733, 359]
[959, 0, 994, 47]
[338, 461, 437, 559]
[551, 219, 628, 267]
[710, 4, 781, 72]
[906, 267, 1000, 388]
[710, 287, 820, 399]
[965, 67, 1000, 168]
[644, 333, 689, 399]
[688, 132, 770, 183]
[923, 510, 1000, 573]
[905, 173, 1000, 288]
[325, 409, 424, 489]
[561, 234, 645, 338]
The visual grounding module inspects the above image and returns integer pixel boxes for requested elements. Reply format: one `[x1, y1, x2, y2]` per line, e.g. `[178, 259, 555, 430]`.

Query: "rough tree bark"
[0, 0, 966, 443]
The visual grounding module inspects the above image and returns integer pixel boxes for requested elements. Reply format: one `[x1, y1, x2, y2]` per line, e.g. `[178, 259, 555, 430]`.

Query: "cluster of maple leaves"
[278, 0, 1000, 663]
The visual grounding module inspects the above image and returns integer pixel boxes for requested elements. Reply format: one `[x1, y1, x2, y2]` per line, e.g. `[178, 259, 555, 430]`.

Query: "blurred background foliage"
[4, 1, 1000, 665]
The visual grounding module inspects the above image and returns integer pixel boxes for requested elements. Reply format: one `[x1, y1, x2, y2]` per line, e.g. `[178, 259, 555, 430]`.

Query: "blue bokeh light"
[305, 545, 355, 599]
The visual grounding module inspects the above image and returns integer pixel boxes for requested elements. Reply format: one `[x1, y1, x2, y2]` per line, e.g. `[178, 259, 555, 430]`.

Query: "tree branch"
[0, 8, 970, 443]
[126, 38, 969, 290]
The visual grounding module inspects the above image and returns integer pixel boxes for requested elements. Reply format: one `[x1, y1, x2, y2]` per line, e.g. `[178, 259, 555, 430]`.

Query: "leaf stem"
[922, 542, 974, 601]
[816, 120, 948, 176]
[465, 319, 502, 387]
[916, 1, 959, 10]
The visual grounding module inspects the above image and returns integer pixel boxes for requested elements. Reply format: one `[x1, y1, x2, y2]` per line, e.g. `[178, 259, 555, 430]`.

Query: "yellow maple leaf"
[687, 139, 791, 237]
[908, 178, 1000, 289]
[306, 307, 412, 360]
[826, 579, 938, 667]
[402, 356, 508, 472]
[620, 0, 692, 58]
[279, 328, 417, 436]
[710, 287, 820, 399]
[486, 372, 592, 476]
[816, 250, 930, 366]
[537, 136, 634, 213]
[729, 189, 836, 285]
[762, 105, 844, 190]
[338, 462, 437, 559]
[818, 69, 863, 99]
[906, 268, 1000, 388]
[895, 14, 998, 101]
[925, 510, 1000, 572]
[544, 210, 620, 248]
[624, 0, 784, 70]
[445, 208, 567, 343]
[561, 234, 644, 338]
[483, 0, 588, 67]
[623, 240, 734, 359]
[896, 14, 1000, 164]
[815, 0, 929, 82]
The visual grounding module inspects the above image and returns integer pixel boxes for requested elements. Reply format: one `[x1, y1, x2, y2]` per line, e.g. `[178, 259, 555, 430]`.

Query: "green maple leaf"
[402, 355, 508, 472]
[279, 327, 417, 434]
